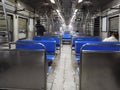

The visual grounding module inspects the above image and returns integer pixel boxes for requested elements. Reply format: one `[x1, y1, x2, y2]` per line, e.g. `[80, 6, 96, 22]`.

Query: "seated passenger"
[103, 32, 118, 42]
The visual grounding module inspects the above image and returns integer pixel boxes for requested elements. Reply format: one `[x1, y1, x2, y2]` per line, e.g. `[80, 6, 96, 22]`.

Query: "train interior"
[0, 0, 120, 90]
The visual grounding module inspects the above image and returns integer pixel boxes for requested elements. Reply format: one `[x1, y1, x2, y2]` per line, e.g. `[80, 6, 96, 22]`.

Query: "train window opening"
[7, 0, 15, 3]
[109, 16, 119, 40]
[102, 17, 107, 32]
[0, 14, 13, 42]
[18, 17, 28, 39]
[8, 15, 14, 41]
[93, 17, 100, 36]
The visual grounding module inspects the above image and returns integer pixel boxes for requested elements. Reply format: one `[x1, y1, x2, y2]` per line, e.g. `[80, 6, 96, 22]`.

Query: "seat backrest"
[82, 42, 120, 51]
[72, 37, 101, 47]
[0, 49, 46, 90]
[75, 41, 88, 54]
[16, 40, 44, 50]
[62, 33, 71, 39]
[75, 41, 100, 54]
[39, 41, 56, 54]
[72, 37, 82, 46]
[75, 41, 120, 54]
[34, 36, 60, 46]
[34, 36, 54, 41]
[16, 40, 56, 54]
[51, 36, 61, 46]
[80, 37, 101, 41]
[80, 45, 120, 90]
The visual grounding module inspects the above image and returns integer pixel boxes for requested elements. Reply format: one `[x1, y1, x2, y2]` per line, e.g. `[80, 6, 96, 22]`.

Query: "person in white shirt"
[103, 32, 118, 42]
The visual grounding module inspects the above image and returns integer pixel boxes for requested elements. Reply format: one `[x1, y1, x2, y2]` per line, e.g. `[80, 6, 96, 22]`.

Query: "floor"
[47, 45, 79, 90]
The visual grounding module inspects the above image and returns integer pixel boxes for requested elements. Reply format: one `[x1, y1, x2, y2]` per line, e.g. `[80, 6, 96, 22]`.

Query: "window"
[102, 17, 107, 32]
[109, 16, 119, 31]
[7, 0, 15, 3]
[0, 14, 13, 42]
[18, 17, 28, 39]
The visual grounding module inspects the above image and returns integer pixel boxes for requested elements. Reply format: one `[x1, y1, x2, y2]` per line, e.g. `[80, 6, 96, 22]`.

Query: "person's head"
[76, 30, 79, 32]
[37, 20, 40, 24]
[109, 31, 118, 39]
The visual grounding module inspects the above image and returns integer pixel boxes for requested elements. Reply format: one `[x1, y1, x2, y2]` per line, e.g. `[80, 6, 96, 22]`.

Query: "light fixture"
[74, 9, 78, 14]
[56, 9, 60, 14]
[50, 0, 55, 4]
[70, 9, 78, 24]
[78, 0, 83, 3]
[56, 9, 65, 23]
[18, 2, 21, 7]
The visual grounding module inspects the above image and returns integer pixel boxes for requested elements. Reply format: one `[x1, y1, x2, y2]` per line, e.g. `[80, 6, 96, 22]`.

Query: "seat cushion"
[76, 55, 80, 62]
[46, 54, 55, 61]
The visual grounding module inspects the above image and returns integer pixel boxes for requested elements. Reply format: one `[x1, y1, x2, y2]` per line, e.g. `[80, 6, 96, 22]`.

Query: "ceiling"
[19, 0, 114, 24]
[58, 0, 77, 24]
[19, 0, 53, 13]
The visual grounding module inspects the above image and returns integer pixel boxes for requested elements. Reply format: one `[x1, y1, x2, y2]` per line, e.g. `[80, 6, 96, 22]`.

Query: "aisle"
[47, 45, 78, 90]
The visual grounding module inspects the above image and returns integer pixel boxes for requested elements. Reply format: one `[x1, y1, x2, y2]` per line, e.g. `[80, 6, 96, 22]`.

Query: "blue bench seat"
[46, 54, 55, 61]
[76, 55, 80, 62]
[75, 41, 120, 62]
[62, 33, 72, 42]
[72, 36, 101, 49]
[16, 40, 56, 61]
[34, 36, 61, 50]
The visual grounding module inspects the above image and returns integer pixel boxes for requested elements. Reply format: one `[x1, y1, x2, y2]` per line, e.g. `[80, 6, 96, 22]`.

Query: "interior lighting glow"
[69, 24, 73, 28]
[78, 0, 83, 3]
[56, 9, 65, 22]
[70, 9, 78, 23]
[50, 0, 55, 4]
[56, 9, 60, 14]
[18, 3, 21, 7]
[68, 24, 73, 31]
[74, 9, 78, 14]
[75, 9, 78, 13]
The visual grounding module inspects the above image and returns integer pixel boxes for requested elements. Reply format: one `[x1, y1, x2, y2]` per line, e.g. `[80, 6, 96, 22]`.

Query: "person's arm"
[103, 38, 108, 42]
[35, 24, 38, 32]
[42, 26, 46, 32]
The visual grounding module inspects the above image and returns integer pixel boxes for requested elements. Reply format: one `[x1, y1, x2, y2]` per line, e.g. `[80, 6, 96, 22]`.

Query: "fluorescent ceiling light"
[75, 9, 78, 13]
[56, 9, 64, 22]
[56, 9, 60, 13]
[50, 0, 55, 4]
[73, 9, 78, 15]
[18, 2, 21, 7]
[78, 0, 83, 3]
[70, 14, 76, 23]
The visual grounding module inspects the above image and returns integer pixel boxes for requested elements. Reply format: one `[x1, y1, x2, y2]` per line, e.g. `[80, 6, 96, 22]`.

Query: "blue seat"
[51, 36, 60, 50]
[34, 36, 61, 50]
[72, 37, 83, 48]
[75, 41, 120, 62]
[75, 41, 96, 55]
[76, 55, 80, 62]
[62, 34, 71, 39]
[80, 37, 101, 41]
[82, 42, 120, 51]
[16, 40, 56, 61]
[48, 66, 52, 71]
[46, 54, 55, 61]
[72, 36, 101, 49]
[47, 36, 60, 50]
[16, 40, 44, 50]
[62, 33, 71, 44]
[38, 40, 56, 54]
[34, 36, 54, 41]
[75, 41, 94, 62]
